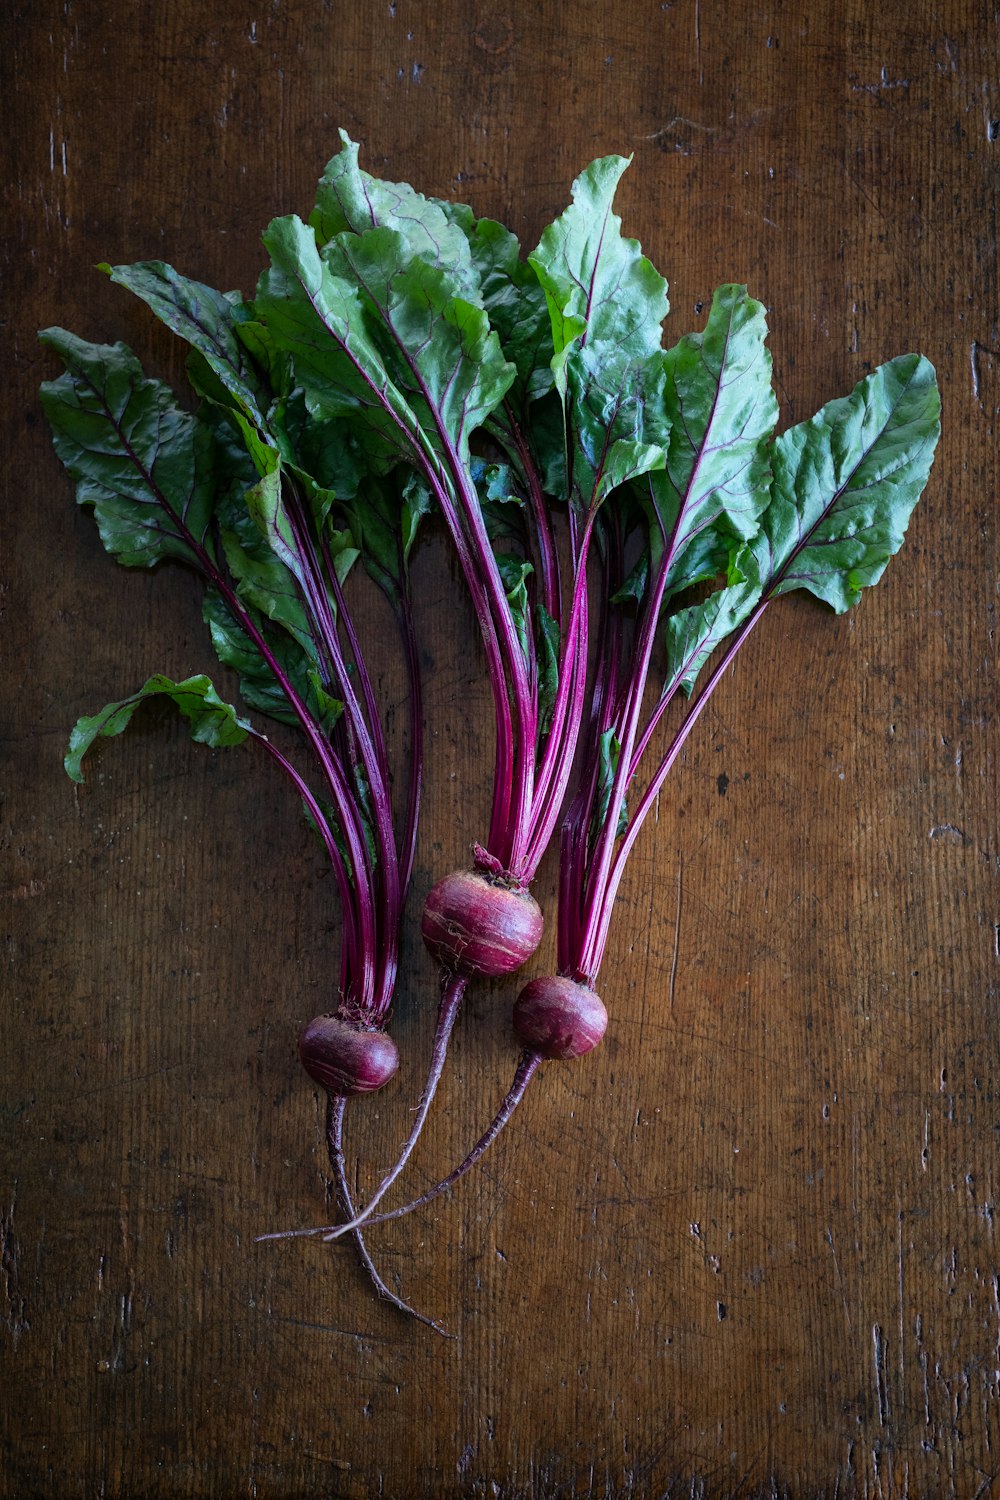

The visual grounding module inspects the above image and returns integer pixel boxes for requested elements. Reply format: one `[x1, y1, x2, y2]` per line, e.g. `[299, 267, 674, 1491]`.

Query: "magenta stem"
[520, 508, 598, 877]
[280, 250, 517, 864]
[325, 969, 470, 1238]
[581, 602, 768, 979]
[325, 535, 390, 790]
[325, 1095, 452, 1336]
[396, 586, 423, 899]
[246, 728, 357, 998]
[333, 1050, 542, 1231]
[285, 493, 400, 931]
[503, 403, 561, 621]
[335, 243, 537, 870]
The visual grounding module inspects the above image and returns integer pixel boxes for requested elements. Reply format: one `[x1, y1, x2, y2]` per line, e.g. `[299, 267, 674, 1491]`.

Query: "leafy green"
[257, 214, 515, 477]
[462, 216, 553, 408]
[644, 283, 777, 592]
[311, 132, 479, 301]
[592, 728, 628, 839]
[528, 155, 670, 510]
[100, 261, 271, 430]
[39, 330, 216, 569]
[535, 603, 560, 734]
[201, 591, 342, 734]
[529, 155, 667, 386]
[663, 544, 763, 695]
[66, 674, 251, 783]
[496, 555, 534, 659]
[761, 353, 940, 611]
[658, 353, 939, 697]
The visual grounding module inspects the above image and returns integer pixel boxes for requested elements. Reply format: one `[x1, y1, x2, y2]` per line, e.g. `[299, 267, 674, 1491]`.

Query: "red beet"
[512, 975, 607, 1060]
[421, 868, 543, 978]
[298, 1013, 400, 1095]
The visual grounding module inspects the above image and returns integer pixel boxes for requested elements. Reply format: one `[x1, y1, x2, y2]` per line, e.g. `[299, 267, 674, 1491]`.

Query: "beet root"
[512, 975, 607, 1059]
[298, 1013, 400, 1095]
[421, 868, 543, 978]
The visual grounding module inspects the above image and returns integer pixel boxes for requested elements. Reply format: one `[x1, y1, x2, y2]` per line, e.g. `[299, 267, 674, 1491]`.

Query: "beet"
[512, 975, 607, 1060]
[298, 1013, 400, 1095]
[421, 868, 543, 978]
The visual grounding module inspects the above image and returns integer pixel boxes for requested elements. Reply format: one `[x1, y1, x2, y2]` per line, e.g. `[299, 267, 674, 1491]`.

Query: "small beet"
[513, 975, 607, 1060]
[421, 868, 543, 978]
[298, 1013, 399, 1095]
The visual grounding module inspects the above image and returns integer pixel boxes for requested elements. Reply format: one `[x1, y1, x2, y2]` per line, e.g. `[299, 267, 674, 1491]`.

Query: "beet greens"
[40, 279, 436, 1322]
[43, 139, 941, 1324]
[254, 141, 679, 1235]
[323, 295, 940, 1240]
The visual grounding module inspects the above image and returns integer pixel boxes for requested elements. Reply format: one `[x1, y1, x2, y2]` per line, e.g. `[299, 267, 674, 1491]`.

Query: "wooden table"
[4, 2, 997, 1494]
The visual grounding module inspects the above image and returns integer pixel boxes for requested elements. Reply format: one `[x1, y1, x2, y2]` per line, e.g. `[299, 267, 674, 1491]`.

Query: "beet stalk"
[40, 278, 429, 1311]
[325, 335, 941, 1236]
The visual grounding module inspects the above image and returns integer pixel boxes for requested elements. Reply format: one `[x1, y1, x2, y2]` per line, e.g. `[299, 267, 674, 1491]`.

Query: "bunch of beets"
[41, 137, 940, 1328]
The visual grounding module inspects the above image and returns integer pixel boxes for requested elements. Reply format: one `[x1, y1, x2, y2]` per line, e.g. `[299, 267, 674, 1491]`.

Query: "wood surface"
[3, 1, 998, 1495]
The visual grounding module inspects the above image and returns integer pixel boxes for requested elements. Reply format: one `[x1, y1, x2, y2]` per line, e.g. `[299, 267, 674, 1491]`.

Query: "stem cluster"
[42, 137, 940, 1330]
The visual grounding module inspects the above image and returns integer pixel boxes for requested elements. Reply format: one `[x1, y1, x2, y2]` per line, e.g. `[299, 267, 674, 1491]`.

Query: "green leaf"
[203, 591, 342, 734]
[610, 547, 649, 608]
[592, 728, 628, 839]
[257, 215, 515, 482]
[659, 355, 940, 696]
[593, 438, 665, 508]
[66, 673, 251, 783]
[663, 544, 763, 695]
[243, 465, 305, 583]
[644, 284, 778, 590]
[400, 470, 432, 565]
[528, 156, 670, 510]
[464, 217, 553, 407]
[101, 261, 271, 430]
[761, 354, 941, 612]
[529, 155, 668, 385]
[311, 132, 479, 300]
[322, 224, 516, 463]
[496, 554, 534, 660]
[535, 603, 560, 735]
[279, 387, 366, 500]
[217, 506, 317, 658]
[471, 460, 526, 546]
[39, 330, 216, 569]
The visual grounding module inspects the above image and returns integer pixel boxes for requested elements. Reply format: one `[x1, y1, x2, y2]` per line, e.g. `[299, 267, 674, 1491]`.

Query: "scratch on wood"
[971, 339, 1000, 406]
[0, 877, 45, 900]
[897, 1206, 906, 1392]
[1, 1180, 30, 1342]
[915, 1314, 932, 1427]
[928, 822, 969, 843]
[301, 1451, 351, 1469]
[641, 115, 715, 142]
[872, 1323, 890, 1426]
[668, 858, 683, 1011]
[825, 1226, 853, 1330]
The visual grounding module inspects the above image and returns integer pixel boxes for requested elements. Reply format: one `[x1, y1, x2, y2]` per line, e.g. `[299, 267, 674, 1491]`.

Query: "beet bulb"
[512, 975, 608, 1059]
[298, 1013, 400, 1095]
[421, 868, 543, 978]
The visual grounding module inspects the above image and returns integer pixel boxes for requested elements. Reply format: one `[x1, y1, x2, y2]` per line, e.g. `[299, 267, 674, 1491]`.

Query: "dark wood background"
[4, 2, 998, 1495]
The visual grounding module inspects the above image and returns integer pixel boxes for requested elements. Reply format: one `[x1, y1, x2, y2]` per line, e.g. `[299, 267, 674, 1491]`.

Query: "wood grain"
[3, 1, 997, 1494]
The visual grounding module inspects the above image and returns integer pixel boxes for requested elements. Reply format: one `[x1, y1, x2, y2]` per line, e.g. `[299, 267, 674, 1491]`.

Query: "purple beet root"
[421, 869, 543, 978]
[298, 1013, 400, 1095]
[512, 975, 607, 1059]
